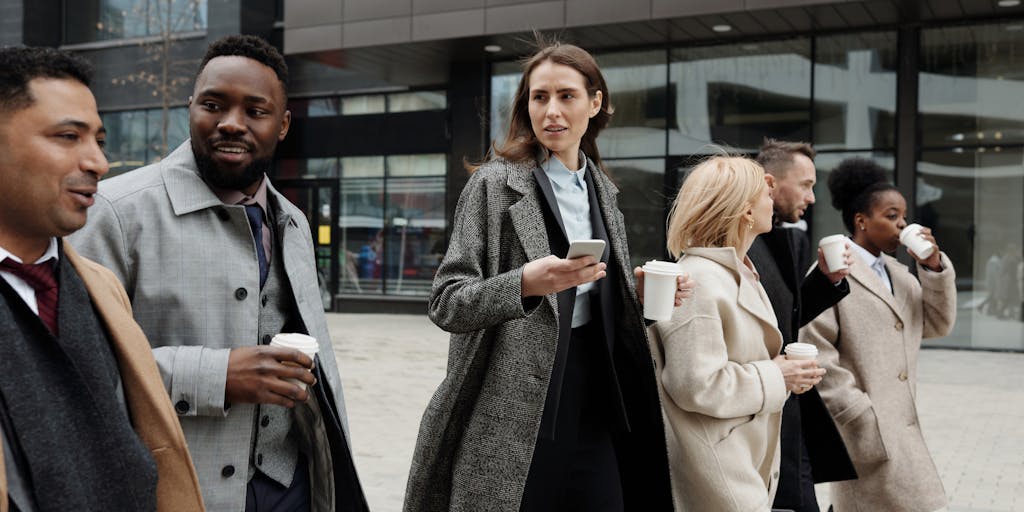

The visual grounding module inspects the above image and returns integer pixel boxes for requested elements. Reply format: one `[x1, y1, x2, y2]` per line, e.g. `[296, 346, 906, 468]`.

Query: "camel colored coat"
[800, 252, 956, 512]
[649, 247, 789, 512]
[0, 243, 205, 512]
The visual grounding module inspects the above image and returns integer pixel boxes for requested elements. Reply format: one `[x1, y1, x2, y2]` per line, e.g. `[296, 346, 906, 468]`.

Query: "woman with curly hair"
[800, 158, 956, 512]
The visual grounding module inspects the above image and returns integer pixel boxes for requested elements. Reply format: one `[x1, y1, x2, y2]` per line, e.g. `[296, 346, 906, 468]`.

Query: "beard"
[193, 147, 272, 191]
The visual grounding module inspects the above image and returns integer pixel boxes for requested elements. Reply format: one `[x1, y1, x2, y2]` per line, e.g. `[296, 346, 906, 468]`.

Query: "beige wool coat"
[800, 251, 956, 512]
[649, 247, 789, 512]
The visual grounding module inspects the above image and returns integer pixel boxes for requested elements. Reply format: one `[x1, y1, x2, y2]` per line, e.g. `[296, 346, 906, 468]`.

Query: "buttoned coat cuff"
[153, 345, 231, 417]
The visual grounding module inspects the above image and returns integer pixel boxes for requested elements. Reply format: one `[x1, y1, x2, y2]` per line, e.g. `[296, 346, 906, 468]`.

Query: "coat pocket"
[834, 397, 889, 465]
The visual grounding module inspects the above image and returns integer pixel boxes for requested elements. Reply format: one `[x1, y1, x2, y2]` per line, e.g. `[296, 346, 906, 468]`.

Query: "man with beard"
[71, 35, 367, 512]
[751, 139, 857, 512]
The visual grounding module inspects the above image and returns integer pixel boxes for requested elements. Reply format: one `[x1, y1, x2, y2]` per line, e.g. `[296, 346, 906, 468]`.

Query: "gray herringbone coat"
[800, 252, 956, 512]
[403, 157, 657, 511]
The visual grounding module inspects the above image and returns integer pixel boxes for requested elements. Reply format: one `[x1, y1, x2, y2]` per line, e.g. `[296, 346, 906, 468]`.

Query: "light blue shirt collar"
[850, 238, 893, 293]
[540, 150, 587, 188]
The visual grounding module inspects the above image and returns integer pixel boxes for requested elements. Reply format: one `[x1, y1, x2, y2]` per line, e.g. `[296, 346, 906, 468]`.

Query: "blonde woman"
[649, 155, 826, 511]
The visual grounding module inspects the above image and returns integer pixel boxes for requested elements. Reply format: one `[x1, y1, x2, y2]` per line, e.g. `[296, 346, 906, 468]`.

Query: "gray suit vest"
[249, 213, 301, 487]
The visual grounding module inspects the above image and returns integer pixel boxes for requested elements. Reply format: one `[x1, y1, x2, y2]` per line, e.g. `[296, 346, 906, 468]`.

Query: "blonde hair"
[666, 155, 768, 258]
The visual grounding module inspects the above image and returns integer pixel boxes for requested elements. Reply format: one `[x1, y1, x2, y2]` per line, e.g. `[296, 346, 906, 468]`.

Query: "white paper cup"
[818, 234, 848, 272]
[643, 260, 682, 322]
[900, 223, 935, 259]
[270, 333, 319, 390]
[784, 342, 818, 361]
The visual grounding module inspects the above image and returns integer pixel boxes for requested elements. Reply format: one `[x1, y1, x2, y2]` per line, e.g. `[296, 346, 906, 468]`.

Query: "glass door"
[274, 179, 339, 311]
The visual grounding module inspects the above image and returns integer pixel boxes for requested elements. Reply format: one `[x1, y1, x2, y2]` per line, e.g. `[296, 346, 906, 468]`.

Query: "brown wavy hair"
[469, 40, 614, 172]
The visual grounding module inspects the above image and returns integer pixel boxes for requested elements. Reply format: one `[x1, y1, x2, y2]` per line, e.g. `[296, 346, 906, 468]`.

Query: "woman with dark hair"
[800, 158, 956, 512]
[403, 41, 682, 511]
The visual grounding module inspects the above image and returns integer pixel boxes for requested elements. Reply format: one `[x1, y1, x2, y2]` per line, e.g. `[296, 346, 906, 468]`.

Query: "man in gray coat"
[71, 35, 367, 512]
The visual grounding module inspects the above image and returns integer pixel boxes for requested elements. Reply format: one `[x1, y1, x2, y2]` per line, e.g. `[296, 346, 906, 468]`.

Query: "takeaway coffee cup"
[270, 333, 319, 390]
[818, 234, 849, 272]
[900, 223, 935, 260]
[643, 260, 683, 322]
[784, 342, 818, 361]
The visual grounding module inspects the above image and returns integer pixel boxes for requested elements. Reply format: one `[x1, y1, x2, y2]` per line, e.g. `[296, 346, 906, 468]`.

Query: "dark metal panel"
[276, 110, 449, 159]
[749, 8, 800, 33]
[723, 11, 770, 35]
[894, 25, 919, 223]
[926, 0, 964, 18]
[833, 2, 877, 27]
[809, 5, 849, 30]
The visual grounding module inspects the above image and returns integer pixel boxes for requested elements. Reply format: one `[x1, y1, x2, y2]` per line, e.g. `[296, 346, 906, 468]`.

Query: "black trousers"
[520, 324, 624, 512]
[773, 434, 820, 512]
[245, 453, 311, 512]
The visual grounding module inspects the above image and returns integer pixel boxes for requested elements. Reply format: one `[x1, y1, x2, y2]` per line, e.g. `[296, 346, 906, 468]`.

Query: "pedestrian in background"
[405, 40, 687, 511]
[801, 157, 956, 512]
[649, 154, 826, 511]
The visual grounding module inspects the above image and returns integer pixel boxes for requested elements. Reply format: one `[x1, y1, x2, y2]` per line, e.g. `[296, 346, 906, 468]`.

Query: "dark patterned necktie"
[245, 204, 269, 288]
[1, 257, 59, 336]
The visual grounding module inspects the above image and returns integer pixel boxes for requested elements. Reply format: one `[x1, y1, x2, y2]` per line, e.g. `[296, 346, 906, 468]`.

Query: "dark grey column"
[0, 0, 23, 46]
[894, 25, 920, 221]
[445, 56, 489, 244]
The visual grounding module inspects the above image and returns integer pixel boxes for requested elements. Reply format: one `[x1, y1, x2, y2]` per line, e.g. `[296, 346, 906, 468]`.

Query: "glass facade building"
[15, 0, 1022, 347]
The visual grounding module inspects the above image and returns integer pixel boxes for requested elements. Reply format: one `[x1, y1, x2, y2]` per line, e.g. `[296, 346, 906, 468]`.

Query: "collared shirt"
[850, 238, 893, 294]
[540, 151, 594, 328]
[210, 174, 273, 263]
[0, 238, 59, 315]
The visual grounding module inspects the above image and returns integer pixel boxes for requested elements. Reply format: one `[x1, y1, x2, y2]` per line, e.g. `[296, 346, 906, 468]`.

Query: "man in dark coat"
[751, 139, 858, 512]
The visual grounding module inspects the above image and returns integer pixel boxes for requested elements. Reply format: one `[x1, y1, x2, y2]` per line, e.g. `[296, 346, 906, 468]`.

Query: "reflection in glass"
[670, 39, 811, 154]
[342, 95, 386, 115]
[384, 174, 446, 296]
[814, 31, 897, 150]
[596, 50, 667, 158]
[388, 91, 447, 112]
[66, 0, 207, 43]
[604, 159, 667, 269]
[102, 106, 188, 178]
[489, 61, 522, 150]
[921, 23, 1024, 147]
[918, 148, 1024, 350]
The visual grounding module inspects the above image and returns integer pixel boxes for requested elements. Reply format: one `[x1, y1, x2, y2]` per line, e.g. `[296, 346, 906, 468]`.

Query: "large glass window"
[669, 39, 811, 154]
[290, 91, 446, 118]
[101, 106, 188, 177]
[920, 23, 1024, 350]
[814, 31, 898, 151]
[65, 0, 207, 44]
[597, 50, 668, 158]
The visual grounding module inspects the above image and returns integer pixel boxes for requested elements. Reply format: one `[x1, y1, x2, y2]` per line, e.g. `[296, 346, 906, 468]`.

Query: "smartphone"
[565, 239, 606, 261]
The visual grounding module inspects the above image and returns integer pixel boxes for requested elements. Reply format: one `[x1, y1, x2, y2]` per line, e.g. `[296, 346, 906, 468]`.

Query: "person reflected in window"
[649, 155, 824, 511]
[801, 158, 956, 512]
[404, 40, 690, 511]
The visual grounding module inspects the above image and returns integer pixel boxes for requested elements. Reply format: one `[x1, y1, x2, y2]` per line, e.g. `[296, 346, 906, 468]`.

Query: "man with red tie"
[0, 46, 203, 512]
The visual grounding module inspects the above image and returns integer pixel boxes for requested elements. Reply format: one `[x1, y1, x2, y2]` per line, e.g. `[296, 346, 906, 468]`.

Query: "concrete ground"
[327, 313, 1024, 512]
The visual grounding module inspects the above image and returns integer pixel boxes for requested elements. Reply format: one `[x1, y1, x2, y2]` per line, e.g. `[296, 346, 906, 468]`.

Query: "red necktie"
[0, 257, 59, 336]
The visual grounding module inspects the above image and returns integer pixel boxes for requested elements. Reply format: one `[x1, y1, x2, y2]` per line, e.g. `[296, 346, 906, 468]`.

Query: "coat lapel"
[507, 162, 558, 315]
[849, 254, 906, 323]
[883, 254, 913, 321]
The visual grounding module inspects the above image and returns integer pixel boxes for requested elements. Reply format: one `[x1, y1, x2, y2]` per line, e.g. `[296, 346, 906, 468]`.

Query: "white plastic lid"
[785, 342, 818, 355]
[643, 260, 682, 275]
[818, 234, 847, 247]
[270, 333, 319, 355]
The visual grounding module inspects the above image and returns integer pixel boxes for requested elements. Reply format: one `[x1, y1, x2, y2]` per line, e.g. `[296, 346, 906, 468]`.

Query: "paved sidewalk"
[327, 313, 1024, 512]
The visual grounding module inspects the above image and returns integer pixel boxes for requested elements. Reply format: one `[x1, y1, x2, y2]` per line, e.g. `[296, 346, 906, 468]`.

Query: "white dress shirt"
[540, 151, 594, 328]
[0, 237, 60, 314]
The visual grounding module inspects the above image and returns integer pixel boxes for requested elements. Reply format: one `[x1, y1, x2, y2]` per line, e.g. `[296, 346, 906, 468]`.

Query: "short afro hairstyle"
[827, 157, 898, 233]
[0, 46, 93, 114]
[196, 35, 288, 96]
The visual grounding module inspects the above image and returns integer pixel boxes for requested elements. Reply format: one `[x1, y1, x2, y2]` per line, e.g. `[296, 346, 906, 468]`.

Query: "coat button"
[216, 208, 230, 221]
[235, 288, 248, 300]
[898, 372, 908, 381]
[221, 465, 235, 477]
[895, 320, 904, 331]
[257, 453, 264, 466]
[261, 415, 270, 427]
[262, 334, 272, 345]
[174, 400, 190, 414]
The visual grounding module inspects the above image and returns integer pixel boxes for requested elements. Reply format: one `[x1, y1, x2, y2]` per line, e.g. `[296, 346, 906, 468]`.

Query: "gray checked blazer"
[70, 142, 351, 511]
[404, 156, 667, 511]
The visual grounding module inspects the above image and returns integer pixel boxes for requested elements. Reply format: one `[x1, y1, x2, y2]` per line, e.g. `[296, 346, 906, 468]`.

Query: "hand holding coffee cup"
[641, 260, 684, 321]
[634, 266, 693, 307]
[270, 333, 320, 391]
[817, 235, 852, 283]
[774, 344, 824, 394]
[900, 224, 942, 270]
[225, 341, 317, 408]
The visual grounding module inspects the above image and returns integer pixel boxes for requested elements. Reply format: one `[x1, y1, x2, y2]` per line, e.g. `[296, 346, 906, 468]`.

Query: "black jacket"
[748, 227, 858, 509]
